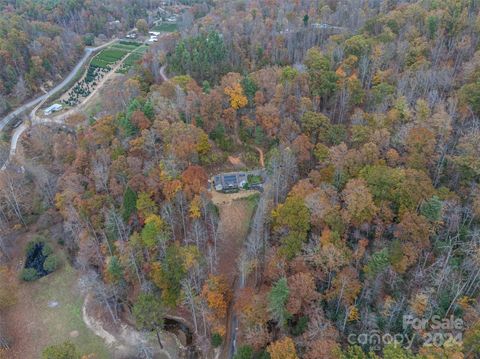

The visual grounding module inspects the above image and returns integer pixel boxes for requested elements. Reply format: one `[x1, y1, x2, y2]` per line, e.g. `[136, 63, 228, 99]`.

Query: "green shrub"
[25, 239, 41, 256]
[253, 350, 270, 359]
[290, 316, 309, 336]
[25, 241, 36, 256]
[234, 345, 254, 359]
[21, 268, 39, 281]
[211, 333, 223, 348]
[247, 174, 262, 185]
[42, 244, 53, 256]
[42, 341, 80, 359]
[83, 34, 95, 46]
[43, 255, 59, 273]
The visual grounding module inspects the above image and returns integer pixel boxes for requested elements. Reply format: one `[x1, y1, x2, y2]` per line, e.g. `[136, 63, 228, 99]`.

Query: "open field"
[90, 48, 127, 68]
[117, 45, 149, 74]
[4, 235, 111, 358]
[89, 42, 142, 69]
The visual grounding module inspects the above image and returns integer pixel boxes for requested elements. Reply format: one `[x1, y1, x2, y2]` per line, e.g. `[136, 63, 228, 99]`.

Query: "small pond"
[24, 242, 49, 276]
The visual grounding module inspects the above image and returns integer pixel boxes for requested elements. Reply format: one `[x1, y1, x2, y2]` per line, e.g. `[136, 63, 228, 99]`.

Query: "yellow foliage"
[189, 196, 202, 219]
[181, 245, 201, 270]
[145, 213, 165, 229]
[159, 163, 173, 181]
[410, 293, 429, 316]
[212, 324, 226, 337]
[267, 337, 299, 359]
[348, 306, 360, 322]
[55, 192, 66, 211]
[458, 295, 474, 310]
[202, 274, 231, 318]
[196, 133, 211, 155]
[224, 83, 248, 110]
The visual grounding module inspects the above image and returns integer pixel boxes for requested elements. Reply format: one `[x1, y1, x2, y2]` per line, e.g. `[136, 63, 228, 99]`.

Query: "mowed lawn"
[4, 247, 110, 359]
[152, 22, 178, 32]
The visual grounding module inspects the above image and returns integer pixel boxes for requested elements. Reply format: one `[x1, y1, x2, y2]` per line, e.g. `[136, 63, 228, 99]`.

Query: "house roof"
[213, 172, 247, 190]
[44, 104, 62, 112]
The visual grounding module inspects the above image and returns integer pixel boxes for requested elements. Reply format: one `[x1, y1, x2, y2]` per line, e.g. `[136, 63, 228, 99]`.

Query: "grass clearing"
[90, 47, 129, 68]
[152, 22, 178, 32]
[119, 40, 143, 47]
[92, 42, 145, 71]
[35, 263, 110, 357]
[96, 48, 128, 62]
[110, 43, 141, 51]
[4, 241, 111, 359]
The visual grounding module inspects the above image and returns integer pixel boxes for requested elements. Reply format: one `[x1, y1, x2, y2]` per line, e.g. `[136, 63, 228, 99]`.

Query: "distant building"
[311, 23, 345, 32]
[108, 20, 121, 30]
[213, 172, 248, 193]
[126, 33, 137, 39]
[44, 104, 62, 115]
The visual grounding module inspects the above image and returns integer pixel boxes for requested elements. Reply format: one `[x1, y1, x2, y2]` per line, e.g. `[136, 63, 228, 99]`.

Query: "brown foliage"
[286, 272, 318, 315]
[181, 165, 208, 199]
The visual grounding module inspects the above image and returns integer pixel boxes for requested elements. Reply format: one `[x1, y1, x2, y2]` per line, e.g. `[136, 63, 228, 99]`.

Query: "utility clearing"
[213, 193, 257, 285]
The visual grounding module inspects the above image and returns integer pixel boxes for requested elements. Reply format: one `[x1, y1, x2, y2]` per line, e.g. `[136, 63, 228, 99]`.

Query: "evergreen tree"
[268, 277, 290, 327]
[122, 186, 137, 221]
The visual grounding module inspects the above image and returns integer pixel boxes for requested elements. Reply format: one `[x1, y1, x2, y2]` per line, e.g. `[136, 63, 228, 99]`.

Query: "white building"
[44, 104, 63, 115]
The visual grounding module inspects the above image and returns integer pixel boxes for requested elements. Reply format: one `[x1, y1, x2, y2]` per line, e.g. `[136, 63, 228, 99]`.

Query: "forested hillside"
[0, 0, 156, 115]
[1, 0, 480, 358]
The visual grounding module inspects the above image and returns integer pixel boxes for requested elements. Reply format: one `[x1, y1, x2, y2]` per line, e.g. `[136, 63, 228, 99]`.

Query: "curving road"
[0, 38, 120, 170]
[0, 38, 117, 133]
[1, 62, 168, 172]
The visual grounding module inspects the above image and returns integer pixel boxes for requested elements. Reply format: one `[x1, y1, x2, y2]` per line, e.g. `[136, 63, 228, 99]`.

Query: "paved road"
[0, 39, 117, 133]
[1, 46, 167, 172]
[0, 38, 119, 170]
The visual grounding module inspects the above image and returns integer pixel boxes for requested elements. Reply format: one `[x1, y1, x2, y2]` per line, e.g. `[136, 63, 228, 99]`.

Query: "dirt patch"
[210, 189, 259, 207]
[82, 292, 185, 359]
[254, 146, 265, 168]
[215, 195, 257, 285]
[227, 156, 246, 168]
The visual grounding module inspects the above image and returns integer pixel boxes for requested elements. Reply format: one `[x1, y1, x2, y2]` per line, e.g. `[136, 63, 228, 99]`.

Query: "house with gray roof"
[213, 172, 247, 193]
